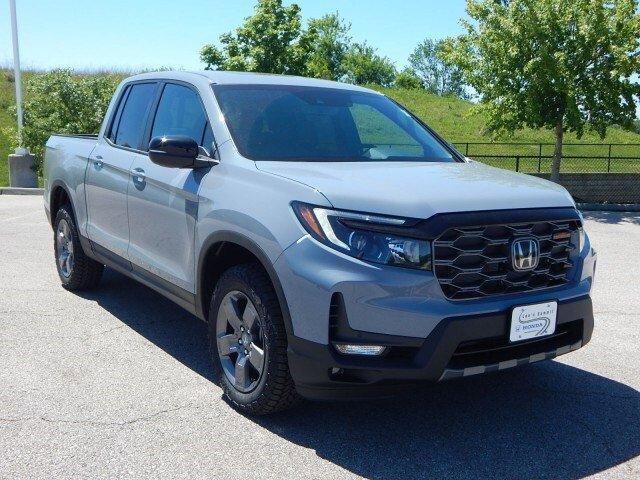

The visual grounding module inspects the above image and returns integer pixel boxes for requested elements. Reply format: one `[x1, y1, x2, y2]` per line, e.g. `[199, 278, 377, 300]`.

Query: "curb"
[0, 187, 44, 196]
[577, 203, 640, 213]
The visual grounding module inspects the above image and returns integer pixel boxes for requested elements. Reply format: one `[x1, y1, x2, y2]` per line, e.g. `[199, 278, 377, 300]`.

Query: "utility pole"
[9, 0, 25, 153]
[7, 0, 36, 188]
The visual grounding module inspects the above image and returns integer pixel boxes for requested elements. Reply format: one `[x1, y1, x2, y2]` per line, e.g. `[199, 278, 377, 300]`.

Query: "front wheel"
[208, 263, 301, 415]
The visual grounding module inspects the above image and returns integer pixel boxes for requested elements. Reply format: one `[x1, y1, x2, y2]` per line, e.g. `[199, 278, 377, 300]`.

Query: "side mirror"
[149, 135, 198, 168]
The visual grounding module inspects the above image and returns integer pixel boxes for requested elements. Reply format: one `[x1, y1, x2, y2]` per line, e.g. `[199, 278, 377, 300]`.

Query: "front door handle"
[132, 167, 146, 182]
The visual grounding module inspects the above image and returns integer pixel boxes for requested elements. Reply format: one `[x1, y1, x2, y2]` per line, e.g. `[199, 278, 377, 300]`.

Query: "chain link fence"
[452, 142, 640, 205]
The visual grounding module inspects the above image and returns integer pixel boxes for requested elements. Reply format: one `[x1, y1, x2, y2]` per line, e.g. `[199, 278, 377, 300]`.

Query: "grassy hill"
[1, 70, 639, 185]
[0, 71, 19, 186]
[378, 87, 640, 157]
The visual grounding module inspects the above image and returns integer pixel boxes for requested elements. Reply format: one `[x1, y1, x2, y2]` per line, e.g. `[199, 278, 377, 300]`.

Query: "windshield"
[213, 84, 457, 162]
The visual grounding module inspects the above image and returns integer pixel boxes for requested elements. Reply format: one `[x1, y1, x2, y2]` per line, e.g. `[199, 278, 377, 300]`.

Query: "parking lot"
[1, 195, 639, 479]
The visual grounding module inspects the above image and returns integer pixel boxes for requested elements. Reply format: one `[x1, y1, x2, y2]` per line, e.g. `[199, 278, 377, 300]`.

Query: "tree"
[445, 0, 640, 181]
[395, 68, 423, 89]
[409, 38, 467, 97]
[343, 42, 396, 86]
[20, 70, 120, 174]
[200, 0, 308, 75]
[302, 13, 352, 80]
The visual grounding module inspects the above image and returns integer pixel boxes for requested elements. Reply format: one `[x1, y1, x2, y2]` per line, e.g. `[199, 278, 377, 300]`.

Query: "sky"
[0, 0, 468, 72]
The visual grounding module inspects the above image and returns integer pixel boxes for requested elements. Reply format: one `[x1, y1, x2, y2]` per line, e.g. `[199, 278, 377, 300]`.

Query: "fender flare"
[196, 231, 294, 338]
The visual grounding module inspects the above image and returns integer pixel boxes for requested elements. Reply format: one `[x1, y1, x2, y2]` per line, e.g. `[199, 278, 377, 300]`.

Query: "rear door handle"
[93, 155, 103, 169]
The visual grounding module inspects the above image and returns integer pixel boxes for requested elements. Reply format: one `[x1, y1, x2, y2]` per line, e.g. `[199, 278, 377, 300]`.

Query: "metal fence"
[451, 142, 640, 204]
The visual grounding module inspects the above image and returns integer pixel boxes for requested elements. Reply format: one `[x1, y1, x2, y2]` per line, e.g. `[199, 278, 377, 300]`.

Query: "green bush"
[21, 69, 120, 174]
[394, 68, 423, 90]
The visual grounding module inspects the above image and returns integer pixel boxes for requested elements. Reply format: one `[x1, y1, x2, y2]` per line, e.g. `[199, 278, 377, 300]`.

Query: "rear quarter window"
[107, 86, 129, 143]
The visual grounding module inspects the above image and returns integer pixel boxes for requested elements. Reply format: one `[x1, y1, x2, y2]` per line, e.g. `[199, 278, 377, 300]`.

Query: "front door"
[127, 82, 214, 294]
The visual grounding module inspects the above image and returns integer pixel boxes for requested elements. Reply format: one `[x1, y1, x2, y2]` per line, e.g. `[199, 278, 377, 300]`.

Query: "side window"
[113, 83, 157, 149]
[151, 84, 210, 147]
[202, 122, 214, 152]
[107, 86, 129, 143]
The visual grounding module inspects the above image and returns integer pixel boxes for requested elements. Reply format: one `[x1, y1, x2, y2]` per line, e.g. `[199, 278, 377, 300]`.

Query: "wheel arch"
[196, 231, 294, 337]
[49, 180, 76, 226]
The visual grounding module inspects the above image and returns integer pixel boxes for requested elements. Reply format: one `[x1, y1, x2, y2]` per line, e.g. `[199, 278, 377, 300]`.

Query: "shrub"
[394, 68, 423, 90]
[21, 69, 120, 174]
[342, 42, 396, 87]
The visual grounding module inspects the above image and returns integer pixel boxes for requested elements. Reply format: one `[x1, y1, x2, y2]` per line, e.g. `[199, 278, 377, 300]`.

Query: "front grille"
[433, 220, 580, 300]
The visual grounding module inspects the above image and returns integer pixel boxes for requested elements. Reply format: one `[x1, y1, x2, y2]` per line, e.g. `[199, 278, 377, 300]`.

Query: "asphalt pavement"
[1, 195, 639, 479]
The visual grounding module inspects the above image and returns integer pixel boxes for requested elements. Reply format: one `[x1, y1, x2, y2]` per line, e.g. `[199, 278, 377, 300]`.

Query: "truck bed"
[43, 133, 100, 232]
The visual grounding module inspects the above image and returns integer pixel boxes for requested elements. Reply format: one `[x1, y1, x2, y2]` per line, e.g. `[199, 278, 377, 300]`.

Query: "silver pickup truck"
[44, 71, 597, 415]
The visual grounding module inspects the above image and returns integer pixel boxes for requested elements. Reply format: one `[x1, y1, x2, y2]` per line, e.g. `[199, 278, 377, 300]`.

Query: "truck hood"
[256, 160, 575, 219]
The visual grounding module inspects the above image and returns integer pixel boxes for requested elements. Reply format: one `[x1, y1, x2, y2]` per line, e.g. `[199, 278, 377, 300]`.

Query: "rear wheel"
[53, 205, 103, 290]
[208, 263, 301, 415]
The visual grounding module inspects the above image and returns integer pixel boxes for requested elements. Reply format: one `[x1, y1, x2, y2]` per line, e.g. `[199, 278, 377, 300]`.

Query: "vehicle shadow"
[81, 269, 640, 480]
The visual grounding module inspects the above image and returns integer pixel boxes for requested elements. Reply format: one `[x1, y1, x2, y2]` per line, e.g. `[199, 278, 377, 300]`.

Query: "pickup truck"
[44, 71, 597, 415]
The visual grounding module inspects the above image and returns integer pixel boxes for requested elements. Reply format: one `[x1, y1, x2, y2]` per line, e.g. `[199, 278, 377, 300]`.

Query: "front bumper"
[289, 295, 594, 400]
[274, 234, 596, 344]
[273, 215, 596, 400]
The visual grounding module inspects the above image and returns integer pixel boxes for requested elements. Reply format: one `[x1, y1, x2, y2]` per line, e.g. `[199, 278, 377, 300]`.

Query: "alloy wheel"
[216, 290, 266, 393]
[56, 219, 74, 278]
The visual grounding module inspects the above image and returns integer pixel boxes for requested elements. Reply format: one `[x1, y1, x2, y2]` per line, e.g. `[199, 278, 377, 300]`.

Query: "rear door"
[127, 82, 214, 294]
[85, 82, 158, 260]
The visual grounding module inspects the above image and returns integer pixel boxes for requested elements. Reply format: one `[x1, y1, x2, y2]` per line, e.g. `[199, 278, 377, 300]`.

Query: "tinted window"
[213, 84, 455, 162]
[202, 123, 214, 152]
[151, 84, 209, 147]
[107, 86, 129, 143]
[114, 83, 156, 149]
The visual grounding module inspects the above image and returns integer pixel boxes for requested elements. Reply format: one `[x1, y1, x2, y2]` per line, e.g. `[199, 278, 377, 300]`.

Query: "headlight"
[292, 202, 432, 270]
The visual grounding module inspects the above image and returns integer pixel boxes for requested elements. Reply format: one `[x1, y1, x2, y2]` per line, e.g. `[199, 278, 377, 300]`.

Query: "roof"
[124, 70, 380, 94]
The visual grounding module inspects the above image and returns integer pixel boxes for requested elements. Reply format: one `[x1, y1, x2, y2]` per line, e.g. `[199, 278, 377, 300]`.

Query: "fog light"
[333, 344, 387, 356]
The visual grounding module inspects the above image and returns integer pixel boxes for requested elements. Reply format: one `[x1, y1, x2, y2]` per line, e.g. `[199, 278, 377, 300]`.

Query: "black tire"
[208, 263, 301, 415]
[53, 204, 104, 291]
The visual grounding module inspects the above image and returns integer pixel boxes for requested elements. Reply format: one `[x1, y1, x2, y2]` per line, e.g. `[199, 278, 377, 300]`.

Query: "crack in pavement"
[0, 317, 190, 342]
[0, 403, 203, 428]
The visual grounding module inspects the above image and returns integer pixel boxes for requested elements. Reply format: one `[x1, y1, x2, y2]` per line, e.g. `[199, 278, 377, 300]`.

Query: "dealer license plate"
[509, 301, 557, 343]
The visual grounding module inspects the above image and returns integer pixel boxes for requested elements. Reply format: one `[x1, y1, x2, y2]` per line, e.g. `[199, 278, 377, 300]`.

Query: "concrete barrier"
[8, 151, 38, 188]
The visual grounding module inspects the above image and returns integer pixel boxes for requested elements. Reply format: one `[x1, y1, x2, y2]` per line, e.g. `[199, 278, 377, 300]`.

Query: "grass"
[1, 70, 639, 185]
[377, 87, 640, 154]
[0, 70, 18, 186]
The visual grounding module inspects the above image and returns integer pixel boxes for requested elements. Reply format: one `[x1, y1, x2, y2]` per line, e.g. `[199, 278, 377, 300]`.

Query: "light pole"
[9, 0, 25, 154]
[7, 0, 36, 188]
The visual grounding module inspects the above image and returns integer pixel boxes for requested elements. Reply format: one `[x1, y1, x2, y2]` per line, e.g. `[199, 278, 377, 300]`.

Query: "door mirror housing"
[148, 135, 199, 168]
